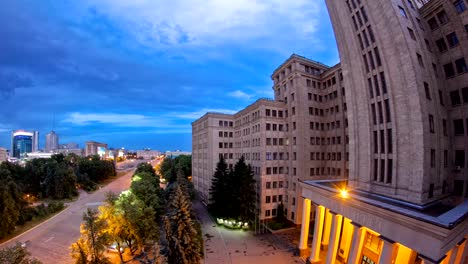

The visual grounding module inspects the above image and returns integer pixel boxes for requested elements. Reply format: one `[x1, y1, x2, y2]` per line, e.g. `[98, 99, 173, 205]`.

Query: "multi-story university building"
[192, 0, 468, 263]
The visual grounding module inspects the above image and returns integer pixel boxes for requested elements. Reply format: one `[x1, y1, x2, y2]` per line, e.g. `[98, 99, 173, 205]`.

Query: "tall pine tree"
[164, 185, 201, 264]
[234, 157, 256, 223]
[208, 156, 229, 218]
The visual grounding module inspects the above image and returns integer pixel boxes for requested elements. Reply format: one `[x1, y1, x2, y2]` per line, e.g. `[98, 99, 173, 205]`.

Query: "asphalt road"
[0, 169, 134, 264]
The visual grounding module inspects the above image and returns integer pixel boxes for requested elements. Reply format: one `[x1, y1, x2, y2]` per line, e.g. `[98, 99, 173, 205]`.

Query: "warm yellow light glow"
[340, 189, 349, 199]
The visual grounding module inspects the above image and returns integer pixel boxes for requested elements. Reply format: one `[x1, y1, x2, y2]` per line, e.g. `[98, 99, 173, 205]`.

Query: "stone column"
[453, 238, 467, 264]
[325, 212, 343, 264]
[309, 205, 325, 263]
[347, 222, 364, 264]
[379, 236, 397, 264]
[298, 198, 311, 256]
[322, 209, 332, 250]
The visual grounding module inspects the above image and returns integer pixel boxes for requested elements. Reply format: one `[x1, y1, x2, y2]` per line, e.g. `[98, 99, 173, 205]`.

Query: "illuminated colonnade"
[298, 198, 468, 264]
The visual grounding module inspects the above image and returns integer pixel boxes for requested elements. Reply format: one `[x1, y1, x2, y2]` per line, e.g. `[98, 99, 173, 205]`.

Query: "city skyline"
[0, 0, 339, 151]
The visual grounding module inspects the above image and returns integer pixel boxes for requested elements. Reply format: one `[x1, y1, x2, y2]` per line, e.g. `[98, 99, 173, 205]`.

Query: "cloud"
[0, 70, 33, 99]
[81, 0, 323, 50]
[228, 90, 252, 100]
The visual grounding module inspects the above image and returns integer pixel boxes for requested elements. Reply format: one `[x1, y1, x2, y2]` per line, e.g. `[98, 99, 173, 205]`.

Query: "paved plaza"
[193, 201, 306, 264]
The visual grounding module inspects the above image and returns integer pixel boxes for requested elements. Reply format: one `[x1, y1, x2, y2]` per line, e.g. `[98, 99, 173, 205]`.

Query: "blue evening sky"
[0, 0, 338, 151]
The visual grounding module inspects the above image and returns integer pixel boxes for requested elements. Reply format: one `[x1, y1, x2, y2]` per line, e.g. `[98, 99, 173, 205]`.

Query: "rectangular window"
[374, 75, 380, 96]
[380, 130, 385, 153]
[387, 129, 392, 153]
[454, 119, 465, 135]
[398, 6, 407, 18]
[408, 27, 416, 40]
[384, 99, 391, 123]
[428, 17, 438, 30]
[455, 58, 468, 73]
[443, 119, 447, 136]
[436, 38, 448, 53]
[380, 72, 387, 93]
[446, 32, 459, 48]
[439, 90, 444, 105]
[455, 150, 465, 167]
[431, 149, 436, 168]
[358, 34, 364, 50]
[368, 26, 376, 43]
[429, 114, 435, 133]
[371, 103, 377, 125]
[444, 150, 448, 168]
[424, 82, 431, 100]
[378, 102, 383, 124]
[444, 63, 455, 78]
[374, 48, 382, 67]
[369, 51, 375, 69]
[373, 131, 378, 154]
[380, 159, 385, 182]
[417, 53, 424, 68]
[387, 159, 393, 184]
[361, 7, 368, 22]
[368, 78, 374, 98]
[437, 10, 449, 24]
[450, 90, 462, 106]
[374, 159, 378, 181]
[363, 54, 369, 72]
[454, 0, 467, 13]
[462, 87, 468, 103]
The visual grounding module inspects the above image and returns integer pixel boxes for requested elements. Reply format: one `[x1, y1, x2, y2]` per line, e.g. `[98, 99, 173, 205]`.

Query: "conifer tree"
[208, 156, 229, 217]
[234, 157, 256, 223]
[163, 186, 201, 264]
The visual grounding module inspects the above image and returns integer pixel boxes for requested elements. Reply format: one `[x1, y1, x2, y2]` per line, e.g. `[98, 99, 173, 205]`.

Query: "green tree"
[43, 160, 77, 199]
[208, 156, 229, 218]
[130, 171, 164, 216]
[174, 155, 191, 179]
[163, 185, 201, 264]
[134, 163, 156, 177]
[0, 167, 23, 239]
[0, 242, 42, 264]
[71, 208, 110, 264]
[234, 157, 256, 223]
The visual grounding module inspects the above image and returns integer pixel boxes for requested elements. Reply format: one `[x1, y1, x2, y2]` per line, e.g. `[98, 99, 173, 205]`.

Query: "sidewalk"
[193, 201, 304, 264]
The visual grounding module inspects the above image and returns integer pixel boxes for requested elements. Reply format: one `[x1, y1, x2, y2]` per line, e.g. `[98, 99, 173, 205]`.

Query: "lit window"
[455, 58, 468, 73]
[398, 6, 407, 18]
[454, 0, 466, 13]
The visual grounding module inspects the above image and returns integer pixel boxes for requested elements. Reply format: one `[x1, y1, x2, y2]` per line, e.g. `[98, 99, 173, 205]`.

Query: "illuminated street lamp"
[340, 189, 349, 199]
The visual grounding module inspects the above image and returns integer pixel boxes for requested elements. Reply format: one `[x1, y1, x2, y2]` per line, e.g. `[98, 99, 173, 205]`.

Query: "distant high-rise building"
[45, 131, 59, 152]
[0, 148, 7, 163]
[85, 141, 108, 158]
[59, 143, 79, 149]
[32, 131, 39, 152]
[11, 130, 37, 158]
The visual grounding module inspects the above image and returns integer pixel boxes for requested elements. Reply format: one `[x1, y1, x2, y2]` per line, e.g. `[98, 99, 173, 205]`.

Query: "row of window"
[265, 108, 284, 118]
[373, 129, 393, 154]
[373, 158, 393, 184]
[310, 167, 343, 177]
[307, 90, 341, 103]
[310, 152, 343, 161]
[266, 167, 287, 175]
[443, 57, 468, 79]
[266, 137, 285, 146]
[309, 105, 340, 116]
[265, 181, 284, 189]
[453, 119, 468, 136]
[218, 120, 233, 127]
[218, 131, 233, 138]
[265, 195, 283, 204]
[450, 87, 468, 106]
[310, 136, 342, 146]
[435, 32, 459, 53]
[370, 100, 392, 125]
[305, 76, 338, 89]
[309, 121, 348, 131]
[363, 48, 382, 73]
[368, 72, 387, 98]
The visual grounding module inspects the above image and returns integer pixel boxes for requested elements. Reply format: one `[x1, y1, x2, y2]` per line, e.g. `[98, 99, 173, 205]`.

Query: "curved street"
[0, 169, 134, 264]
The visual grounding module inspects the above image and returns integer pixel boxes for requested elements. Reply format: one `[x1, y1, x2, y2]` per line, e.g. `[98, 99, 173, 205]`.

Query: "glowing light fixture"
[340, 189, 349, 199]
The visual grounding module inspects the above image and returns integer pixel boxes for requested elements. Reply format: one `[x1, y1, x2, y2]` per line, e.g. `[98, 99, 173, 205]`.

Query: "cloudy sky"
[0, 0, 338, 151]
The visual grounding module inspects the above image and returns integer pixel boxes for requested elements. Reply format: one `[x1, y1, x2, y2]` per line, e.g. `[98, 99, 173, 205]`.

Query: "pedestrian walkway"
[193, 201, 305, 264]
